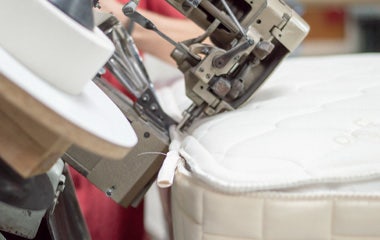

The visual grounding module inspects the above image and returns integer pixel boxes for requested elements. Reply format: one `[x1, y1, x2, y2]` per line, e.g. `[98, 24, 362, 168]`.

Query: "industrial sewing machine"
[0, 0, 308, 239]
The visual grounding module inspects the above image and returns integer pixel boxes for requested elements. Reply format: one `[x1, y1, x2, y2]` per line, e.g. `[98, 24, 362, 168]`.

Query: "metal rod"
[220, 0, 248, 39]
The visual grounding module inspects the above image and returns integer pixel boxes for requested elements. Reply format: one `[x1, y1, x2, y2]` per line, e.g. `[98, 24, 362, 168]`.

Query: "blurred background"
[294, 0, 380, 55]
[145, 1, 380, 84]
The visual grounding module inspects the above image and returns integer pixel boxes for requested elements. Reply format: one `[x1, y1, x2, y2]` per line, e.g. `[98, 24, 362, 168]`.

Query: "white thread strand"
[137, 152, 167, 157]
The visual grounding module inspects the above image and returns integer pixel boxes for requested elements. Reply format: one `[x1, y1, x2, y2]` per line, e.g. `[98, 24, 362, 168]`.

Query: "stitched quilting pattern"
[177, 54, 380, 193]
[172, 172, 380, 240]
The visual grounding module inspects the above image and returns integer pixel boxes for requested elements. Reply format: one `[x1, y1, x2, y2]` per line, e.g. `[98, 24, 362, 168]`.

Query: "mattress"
[162, 54, 380, 240]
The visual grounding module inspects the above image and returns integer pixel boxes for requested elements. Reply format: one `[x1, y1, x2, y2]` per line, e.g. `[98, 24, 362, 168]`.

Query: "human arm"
[97, 0, 204, 65]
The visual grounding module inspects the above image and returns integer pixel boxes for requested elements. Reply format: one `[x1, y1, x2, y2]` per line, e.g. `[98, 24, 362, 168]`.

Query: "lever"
[123, 10, 200, 65]
[212, 38, 254, 69]
[123, 11, 178, 47]
[122, 0, 141, 15]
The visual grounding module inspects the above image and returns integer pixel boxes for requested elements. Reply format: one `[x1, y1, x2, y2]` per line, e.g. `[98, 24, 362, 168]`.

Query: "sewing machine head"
[165, 0, 309, 130]
[0, 0, 309, 238]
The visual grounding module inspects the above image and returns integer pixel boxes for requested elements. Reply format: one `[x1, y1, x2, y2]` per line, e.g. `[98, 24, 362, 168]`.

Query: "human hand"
[97, 0, 128, 25]
[97, 0, 123, 16]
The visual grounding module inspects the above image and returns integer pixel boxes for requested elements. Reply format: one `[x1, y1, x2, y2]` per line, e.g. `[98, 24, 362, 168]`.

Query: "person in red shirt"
[99, 0, 203, 65]
[71, 1, 203, 239]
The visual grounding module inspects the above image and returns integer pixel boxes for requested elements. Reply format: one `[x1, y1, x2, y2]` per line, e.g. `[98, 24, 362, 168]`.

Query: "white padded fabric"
[168, 54, 380, 240]
[172, 172, 380, 240]
[156, 78, 192, 122]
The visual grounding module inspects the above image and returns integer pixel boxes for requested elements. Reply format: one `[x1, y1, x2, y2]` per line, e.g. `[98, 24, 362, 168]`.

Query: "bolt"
[144, 132, 150, 138]
[106, 189, 112, 197]
[106, 186, 116, 197]
[150, 103, 158, 111]
[142, 94, 150, 102]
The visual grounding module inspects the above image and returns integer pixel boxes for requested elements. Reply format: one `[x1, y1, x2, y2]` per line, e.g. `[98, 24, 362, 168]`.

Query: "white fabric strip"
[157, 125, 183, 188]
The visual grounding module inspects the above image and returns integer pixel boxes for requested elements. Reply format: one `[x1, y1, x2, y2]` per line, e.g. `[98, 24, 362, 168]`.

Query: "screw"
[150, 103, 158, 111]
[144, 132, 151, 138]
[142, 94, 150, 102]
[106, 186, 116, 197]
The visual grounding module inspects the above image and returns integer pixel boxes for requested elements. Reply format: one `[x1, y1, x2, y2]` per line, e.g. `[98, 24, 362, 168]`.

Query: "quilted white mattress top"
[165, 54, 380, 194]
